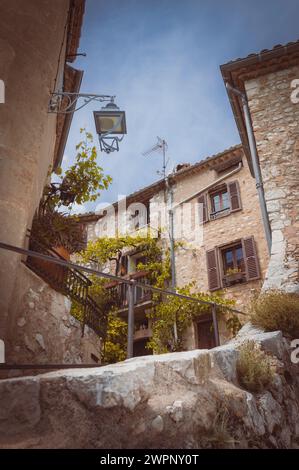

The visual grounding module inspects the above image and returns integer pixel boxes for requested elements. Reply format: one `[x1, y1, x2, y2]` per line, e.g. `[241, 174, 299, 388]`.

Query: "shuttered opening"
[206, 248, 221, 291]
[198, 193, 208, 223]
[242, 236, 260, 281]
[206, 236, 260, 291]
[228, 181, 242, 212]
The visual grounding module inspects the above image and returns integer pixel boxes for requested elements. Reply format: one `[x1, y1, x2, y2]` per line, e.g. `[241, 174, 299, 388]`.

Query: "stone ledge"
[0, 324, 298, 449]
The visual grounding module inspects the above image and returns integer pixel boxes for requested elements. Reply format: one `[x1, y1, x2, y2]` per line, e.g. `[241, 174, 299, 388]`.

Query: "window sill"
[206, 207, 242, 222]
[222, 276, 246, 288]
[209, 208, 231, 220]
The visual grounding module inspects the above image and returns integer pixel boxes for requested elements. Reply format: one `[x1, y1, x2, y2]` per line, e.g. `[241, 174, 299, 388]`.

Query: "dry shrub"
[200, 402, 237, 448]
[250, 290, 299, 338]
[237, 340, 275, 393]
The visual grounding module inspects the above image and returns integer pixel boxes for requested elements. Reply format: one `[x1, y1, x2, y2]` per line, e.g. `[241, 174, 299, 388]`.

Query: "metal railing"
[0, 241, 247, 364]
[105, 270, 152, 309]
[25, 233, 107, 338]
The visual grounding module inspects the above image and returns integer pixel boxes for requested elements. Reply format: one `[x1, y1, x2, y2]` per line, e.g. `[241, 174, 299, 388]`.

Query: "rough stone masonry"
[245, 65, 299, 293]
[0, 324, 298, 449]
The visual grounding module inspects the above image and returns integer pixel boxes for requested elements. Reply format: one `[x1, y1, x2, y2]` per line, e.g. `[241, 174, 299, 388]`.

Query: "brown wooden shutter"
[228, 181, 241, 212]
[198, 193, 208, 223]
[206, 248, 221, 291]
[242, 236, 260, 281]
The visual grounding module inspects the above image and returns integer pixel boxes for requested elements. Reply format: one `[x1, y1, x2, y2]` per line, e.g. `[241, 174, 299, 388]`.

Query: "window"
[222, 244, 245, 274]
[221, 243, 246, 286]
[198, 180, 242, 223]
[210, 186, 230, 214]
[206, 236, 260, 291]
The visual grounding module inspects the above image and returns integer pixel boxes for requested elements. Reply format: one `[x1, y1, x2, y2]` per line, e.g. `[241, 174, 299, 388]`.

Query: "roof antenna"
[142, 137, 168, 180]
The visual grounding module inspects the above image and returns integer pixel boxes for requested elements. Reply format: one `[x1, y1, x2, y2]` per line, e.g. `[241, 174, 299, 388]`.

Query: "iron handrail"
[0, 241, 247, 316]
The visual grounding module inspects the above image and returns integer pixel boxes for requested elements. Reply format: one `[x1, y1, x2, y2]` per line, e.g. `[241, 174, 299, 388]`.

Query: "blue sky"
[64, 0, 299, 214]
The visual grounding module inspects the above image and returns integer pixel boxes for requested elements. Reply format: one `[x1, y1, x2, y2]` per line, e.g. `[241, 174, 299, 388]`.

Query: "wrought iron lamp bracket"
[48, 92, 116, 114]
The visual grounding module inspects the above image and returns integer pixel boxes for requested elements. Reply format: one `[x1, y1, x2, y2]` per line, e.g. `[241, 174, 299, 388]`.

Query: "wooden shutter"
[228, 181, 241, 212]
[206, 248, 221, 291]
[242, 236, 260, 281]
[198, 193, 208, 223]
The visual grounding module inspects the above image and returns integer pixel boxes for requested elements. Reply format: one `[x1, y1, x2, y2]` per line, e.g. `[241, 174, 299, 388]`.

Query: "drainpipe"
[166, 176, 178, 344]
[226, 83, 272, 254]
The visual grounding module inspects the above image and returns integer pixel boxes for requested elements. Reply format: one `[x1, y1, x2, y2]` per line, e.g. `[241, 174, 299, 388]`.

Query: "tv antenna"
[142, 136, 168, 179]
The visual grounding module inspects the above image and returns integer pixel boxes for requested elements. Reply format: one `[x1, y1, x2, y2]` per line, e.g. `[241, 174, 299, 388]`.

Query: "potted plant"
[223, 267, 244, 286]
[28, 210, 86, 283]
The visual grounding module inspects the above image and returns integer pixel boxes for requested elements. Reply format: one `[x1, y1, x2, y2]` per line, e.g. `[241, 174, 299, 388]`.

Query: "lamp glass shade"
[93, 110, 127, 135]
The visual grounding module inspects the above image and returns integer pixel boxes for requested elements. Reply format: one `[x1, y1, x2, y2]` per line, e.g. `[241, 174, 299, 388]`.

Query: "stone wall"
[0, 0, 69, 346]
[150, 154, 269, 310]
[3, 263, 101, 377]
[0, 324, 298, 449]
[245, 65, 299, 292]
[84, 152, 269, 349]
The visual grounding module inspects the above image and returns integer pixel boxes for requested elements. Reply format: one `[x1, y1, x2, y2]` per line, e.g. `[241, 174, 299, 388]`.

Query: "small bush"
[250, 290, 299, 338]
[237, 340, 275, 392]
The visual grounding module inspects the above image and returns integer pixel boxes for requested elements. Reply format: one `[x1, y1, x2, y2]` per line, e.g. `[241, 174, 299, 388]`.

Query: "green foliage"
[102, 313, 128, 364]
[80, 234, 170, 284]
[78, 235, 238, 361]
[250, 290, 299, 338]
[147, 283, 235, 354]
[236, 340, 275, 392]
[44, 129, 112, 211]
[225, 314, 242, 336]
[70, 276, 127, 363]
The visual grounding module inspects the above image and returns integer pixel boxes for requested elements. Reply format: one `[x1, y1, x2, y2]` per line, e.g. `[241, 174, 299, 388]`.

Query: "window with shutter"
[242, 236, 260, 281]
[198, 194, 208, 223]
[228, 181, 242, 212]
[206, 248, 221, 291]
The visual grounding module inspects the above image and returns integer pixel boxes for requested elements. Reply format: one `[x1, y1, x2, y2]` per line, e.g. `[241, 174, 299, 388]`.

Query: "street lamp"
[48, 92, 127, 154]
[94, 99, 127, 153]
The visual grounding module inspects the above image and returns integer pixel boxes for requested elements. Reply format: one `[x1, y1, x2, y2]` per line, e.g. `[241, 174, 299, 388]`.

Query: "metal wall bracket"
[48, 92, 115, 114]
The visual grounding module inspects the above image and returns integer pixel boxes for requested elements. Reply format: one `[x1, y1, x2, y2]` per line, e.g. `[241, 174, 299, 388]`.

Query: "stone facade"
[0, 325, 298, 449]
[2, 263, 101, 378]
[245, 66, 299, 292]
[83, 147, 269, 351]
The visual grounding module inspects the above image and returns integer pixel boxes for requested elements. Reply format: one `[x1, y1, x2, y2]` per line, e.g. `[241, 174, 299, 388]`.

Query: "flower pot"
[28, 245, 70, 289]
[224, 272, 244, 286]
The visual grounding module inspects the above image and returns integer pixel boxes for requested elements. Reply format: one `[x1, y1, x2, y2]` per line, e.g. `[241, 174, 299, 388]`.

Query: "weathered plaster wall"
[3, 263, 101, 377]
[245, 65, 299, 292]
[0, 0, 69, 346]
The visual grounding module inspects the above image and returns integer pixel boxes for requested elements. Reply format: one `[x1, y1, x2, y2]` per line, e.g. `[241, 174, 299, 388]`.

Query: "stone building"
[221, 41, 299, 293]
[0, 0, 102, 368]
[80, 144, 269, 354]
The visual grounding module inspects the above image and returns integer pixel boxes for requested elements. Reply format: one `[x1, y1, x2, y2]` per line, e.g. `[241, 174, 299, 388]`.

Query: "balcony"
[104, 270, 153, 313]
[134, 326, 152, 341]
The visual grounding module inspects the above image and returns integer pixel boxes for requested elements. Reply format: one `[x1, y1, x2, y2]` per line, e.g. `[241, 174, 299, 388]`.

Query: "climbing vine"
[146, 282, 236, 354]
[76, 235, 240, 362]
